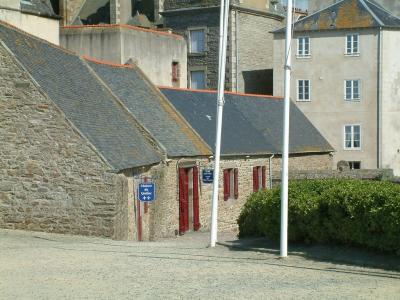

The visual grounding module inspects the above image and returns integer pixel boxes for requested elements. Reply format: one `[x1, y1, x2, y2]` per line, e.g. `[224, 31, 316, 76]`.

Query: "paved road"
[0, 229, 399, 299]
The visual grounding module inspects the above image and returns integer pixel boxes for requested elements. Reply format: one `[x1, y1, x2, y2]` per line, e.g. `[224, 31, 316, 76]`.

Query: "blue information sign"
[202, 169, 214, 183]
[138, 183, 156, 202]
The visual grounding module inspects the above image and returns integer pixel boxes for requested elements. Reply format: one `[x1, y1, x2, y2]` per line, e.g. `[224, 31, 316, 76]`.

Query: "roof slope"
[160, 88, 333, 156]
[0, 21, 162, 171]
[274, 0, 400, 33]
[87, 60, 211, 157]
[20, 0, 58, 18]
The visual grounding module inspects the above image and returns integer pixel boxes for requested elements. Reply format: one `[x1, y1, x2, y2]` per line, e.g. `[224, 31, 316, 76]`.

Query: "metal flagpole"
[280, 0, 294, 258]
[210, 0, 230, 248]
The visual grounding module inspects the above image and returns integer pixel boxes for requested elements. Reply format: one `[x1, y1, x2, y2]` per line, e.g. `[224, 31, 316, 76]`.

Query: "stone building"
[1, 21, 333, 241]
[0, 0, 60, 44]
[273, 0, 400, 174]
[162, 0, 285, 94]
[59, 0, 188, 88]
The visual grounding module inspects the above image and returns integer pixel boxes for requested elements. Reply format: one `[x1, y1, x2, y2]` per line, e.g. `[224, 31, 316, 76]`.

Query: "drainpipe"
[269, 154, 275, 189]
[377, 27, 382, 169]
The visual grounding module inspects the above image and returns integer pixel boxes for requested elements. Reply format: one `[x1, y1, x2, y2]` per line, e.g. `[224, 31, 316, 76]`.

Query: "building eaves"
[20, 0, 59, 19]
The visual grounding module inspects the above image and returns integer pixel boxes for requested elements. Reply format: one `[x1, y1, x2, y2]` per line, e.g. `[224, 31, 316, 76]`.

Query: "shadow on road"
[218, 237, 400, 273]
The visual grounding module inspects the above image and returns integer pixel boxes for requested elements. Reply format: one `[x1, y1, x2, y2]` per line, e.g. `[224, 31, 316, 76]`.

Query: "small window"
[224, 168, 238, 201]
[297, 36, 310, 57]
[253, 166, 266, 192]
[344, 125, 361, 150]
[298, 79, 311, 101]
[172, 61, 180, 83]
[346, 34, 359, 55]
[190, 70, 206, 90]
[345, 80, 360, 101]
[189, 29, 206, 53]
[348, 161, 361, 169]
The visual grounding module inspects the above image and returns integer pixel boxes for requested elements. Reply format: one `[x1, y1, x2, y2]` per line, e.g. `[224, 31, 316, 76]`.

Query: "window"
[345, 80, 360, 101]
[172, 61, 180, 83]
[297, 36, 310, 57]
[297, 79, 310, 101]
[189, 29, 206, 53]
[223, 168, 238, 201]
[253, 166, 266, 192]
[348, 161, 361, 169]
[346, 34, 359, 55]
[190, 70, 206, 89]
[344, 125, 361, 150]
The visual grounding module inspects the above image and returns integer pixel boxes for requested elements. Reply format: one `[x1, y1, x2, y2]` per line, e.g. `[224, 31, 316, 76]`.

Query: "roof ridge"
[83, 55, 133, 69]
[363, 0, 400, 22]
[359, 0, 384, 26]
[0, 20, 76, 56]
[61, 24, 184, 40]
[157, 86, 283, 100]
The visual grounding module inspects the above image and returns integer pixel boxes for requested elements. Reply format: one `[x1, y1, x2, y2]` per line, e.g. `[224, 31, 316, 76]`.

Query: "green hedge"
[237, 179, 400, 254]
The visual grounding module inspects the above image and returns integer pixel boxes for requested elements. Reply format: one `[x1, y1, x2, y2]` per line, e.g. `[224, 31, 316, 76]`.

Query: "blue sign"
[138, 183, 156, 202]
[202, 169, 214, 183]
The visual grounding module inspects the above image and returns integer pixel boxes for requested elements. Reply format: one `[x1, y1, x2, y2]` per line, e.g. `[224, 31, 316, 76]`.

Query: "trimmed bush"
[237, 179, 400, 254]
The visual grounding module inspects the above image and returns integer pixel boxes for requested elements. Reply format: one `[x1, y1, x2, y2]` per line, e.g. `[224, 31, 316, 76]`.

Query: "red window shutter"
[223, 169, 230, 201]
[262, 166, 266, 189]
[253, 167, 259, 192]
[178, 168, 187, 234]
[234, 168, 239, 199]
[192, 167, 201, 231]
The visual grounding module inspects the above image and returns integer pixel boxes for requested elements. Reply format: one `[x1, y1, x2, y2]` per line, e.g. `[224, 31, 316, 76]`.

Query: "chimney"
[110, 0, 133, 24]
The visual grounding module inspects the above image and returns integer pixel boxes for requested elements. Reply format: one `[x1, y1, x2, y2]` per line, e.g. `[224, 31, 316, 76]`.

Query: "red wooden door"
[179, 168, 189, 234]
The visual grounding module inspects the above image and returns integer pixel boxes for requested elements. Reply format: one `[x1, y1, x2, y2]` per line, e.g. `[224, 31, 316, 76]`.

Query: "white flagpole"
[210, 0, 230, 248]
[280, 0, 294, 258]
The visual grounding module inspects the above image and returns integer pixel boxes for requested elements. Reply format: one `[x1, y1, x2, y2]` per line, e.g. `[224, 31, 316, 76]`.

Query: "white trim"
[345, 33, 360, 55]
[297, 36, 311, 58]
[297, 79, 311, 102]
[344, 79, 361, 101]
[343, 124, 362, 150]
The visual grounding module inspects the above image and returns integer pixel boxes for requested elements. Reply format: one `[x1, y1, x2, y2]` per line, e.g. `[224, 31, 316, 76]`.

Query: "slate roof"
[274, 0, 400, 33]
[0, 21, 162, 171]
[20, 0, 58, 19]
[86, 60, 211, 157]
[160, 88, 334, 156]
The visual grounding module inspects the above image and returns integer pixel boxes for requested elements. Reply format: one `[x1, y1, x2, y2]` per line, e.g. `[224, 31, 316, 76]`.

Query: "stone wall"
[62, 0, 86, 25]
[0, 42, 128, 239]
[130, 152, 332, 240]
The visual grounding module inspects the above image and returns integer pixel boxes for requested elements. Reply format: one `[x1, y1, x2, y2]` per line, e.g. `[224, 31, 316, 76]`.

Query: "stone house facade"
[273, 0, 400, 174]
[162, 0, 285, 94]
[1, 21, 333, 241]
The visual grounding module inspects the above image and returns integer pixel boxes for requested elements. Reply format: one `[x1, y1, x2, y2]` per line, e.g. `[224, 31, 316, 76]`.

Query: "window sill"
[188, 52, 207, 57]
[344, 148, 361, 151]
[344, 53, 360, 57]
[297, 99, 311, 102]
[296, 55, 311, 59]
[344, 99, 361, 102]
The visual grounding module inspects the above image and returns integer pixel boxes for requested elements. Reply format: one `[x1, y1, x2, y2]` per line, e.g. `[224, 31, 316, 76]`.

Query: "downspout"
[269, 154, 275, 189]
[377, 27, 382, 168]
[235, 9, 239, 92]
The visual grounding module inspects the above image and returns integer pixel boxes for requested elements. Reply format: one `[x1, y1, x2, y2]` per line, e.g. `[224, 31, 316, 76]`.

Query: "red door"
[179, 168, 189, 234]
[179, 167, 201, 235]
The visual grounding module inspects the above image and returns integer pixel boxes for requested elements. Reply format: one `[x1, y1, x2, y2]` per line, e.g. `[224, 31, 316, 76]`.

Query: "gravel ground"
[0, 229, 399, 300]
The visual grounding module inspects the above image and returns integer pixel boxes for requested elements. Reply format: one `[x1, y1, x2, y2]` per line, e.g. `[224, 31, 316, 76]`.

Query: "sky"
[281, 0, 309, 10]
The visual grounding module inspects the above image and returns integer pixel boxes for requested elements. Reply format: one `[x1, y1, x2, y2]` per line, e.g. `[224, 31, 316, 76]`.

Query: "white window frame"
[345, 33, 360, 56]
[344, 79, 361, 101]
[297, 79, 311, 102]
[344, 124, 362, 150]
[297, 36, 310, 58]
[188, 27, 206, 54]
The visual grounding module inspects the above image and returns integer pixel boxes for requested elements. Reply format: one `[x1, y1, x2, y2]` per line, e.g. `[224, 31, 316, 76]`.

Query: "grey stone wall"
[0, 42, 128, 239]
[164, 8, 221, 89]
